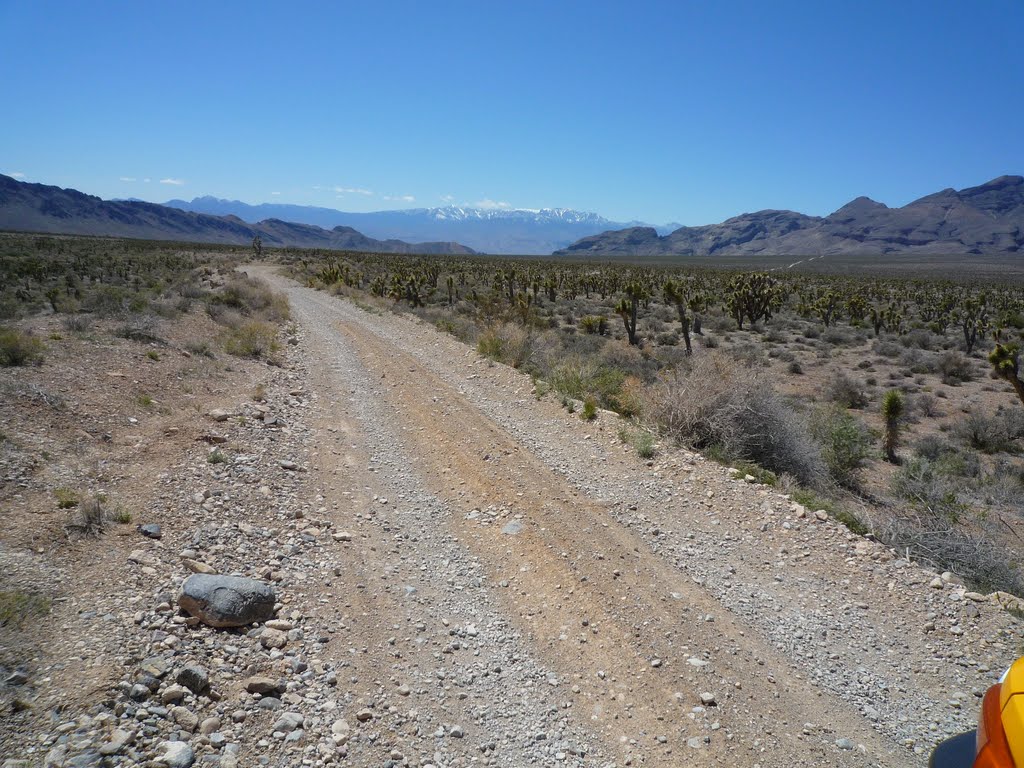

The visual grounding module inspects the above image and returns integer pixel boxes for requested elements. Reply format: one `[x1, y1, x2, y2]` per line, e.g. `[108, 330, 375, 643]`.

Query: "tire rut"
[262, 271, 917, 768]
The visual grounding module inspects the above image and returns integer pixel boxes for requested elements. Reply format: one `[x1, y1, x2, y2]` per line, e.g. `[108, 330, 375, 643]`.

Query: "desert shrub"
[607, 375, 645, 418]
[824, 372, 868, 409]
[729, 459, 777, 486]
[82, 285, 132, 317]
[705, 313, 735, 333]
[787, 360, 803, 375]
[891, 458, 965, 522]
[0, 294, 23, 319]
[223, 321, 280, 359]
[644, 352, 827, 488]
[821, 327, 853, 346]
[935, 449, 982, 479]
[898, 348, 931, 375]
[477, 323, 533, 369]
[936, 351, 973, 385]
[214, 275, 291, 322]
[547, 357, 595, 401]
[116, 314, 163, 343]
[600, 341, 659, 384]
[177, 281, 208, 301]
[435, 315, 476, 343]
[810, 407, 874, 488]
[914, 435, 955, 462]
[629, 429, 657, 458]
[728, 343, 765, 367]
[62, 314, 91, 333]
[185, 340, 215, 358]
[901, 328, 940, 351]
[581, 396, 598, 421]
[913, 392, 942, 418]
[65, 496, 109, 536]
[0, 327, 45, 366]
[953, 411, 1017, 453]
[873, 339, 903, 358]
[874, 504, 1024, 596]
[54, 487, 80, 509]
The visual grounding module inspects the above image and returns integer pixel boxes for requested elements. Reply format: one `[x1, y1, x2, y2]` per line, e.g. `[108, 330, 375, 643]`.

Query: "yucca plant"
[881, 389, 904, 463]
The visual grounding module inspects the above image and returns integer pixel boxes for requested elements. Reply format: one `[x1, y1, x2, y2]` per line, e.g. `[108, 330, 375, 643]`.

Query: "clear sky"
[2, 1, 1021, 225]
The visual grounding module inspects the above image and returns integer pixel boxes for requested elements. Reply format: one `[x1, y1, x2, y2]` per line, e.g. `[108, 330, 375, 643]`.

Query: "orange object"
[976, 684, 1015, 768]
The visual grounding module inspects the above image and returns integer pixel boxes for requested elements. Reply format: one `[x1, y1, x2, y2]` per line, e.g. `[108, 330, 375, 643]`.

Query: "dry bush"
[476, 323, 534, 369]
[874, 510, 1024, 595]
[214, 275, 290, 323]
[64, 497, 108, 537]
[953, 410, 1023, 453]
[644, 352, 827, 488]
[824, 372, 868, 409]
[936, 351, 973, 385]
[913, 392, 942, 418]
[0, 327, 45, 367]
[223, 321, 280, 359]
[62, 314, 92, 333]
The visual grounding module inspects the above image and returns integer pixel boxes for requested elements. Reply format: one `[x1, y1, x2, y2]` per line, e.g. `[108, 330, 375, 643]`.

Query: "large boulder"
[178, 574, 276, 628]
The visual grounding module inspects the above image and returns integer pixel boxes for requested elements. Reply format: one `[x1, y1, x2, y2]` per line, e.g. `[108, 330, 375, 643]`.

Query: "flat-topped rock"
[178, 574, 276, 628]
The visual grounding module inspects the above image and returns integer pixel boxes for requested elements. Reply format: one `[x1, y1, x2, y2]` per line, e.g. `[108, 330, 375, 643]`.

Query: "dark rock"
[138, 524, 162, 539]
[244, 675, 284, 695]
[178, 574, 276, 628]
[176, 665, 210, 696]
[136, 672, 161, 692]
[128, 684, 150, 702]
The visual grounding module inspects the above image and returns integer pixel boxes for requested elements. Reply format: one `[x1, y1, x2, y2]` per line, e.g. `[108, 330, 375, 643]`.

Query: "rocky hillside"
[557, 175, 1024, 257]
[0, 175, 475, 254]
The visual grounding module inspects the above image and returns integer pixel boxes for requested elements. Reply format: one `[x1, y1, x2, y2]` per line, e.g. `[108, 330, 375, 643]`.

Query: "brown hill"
[557, 176, 1024, 257]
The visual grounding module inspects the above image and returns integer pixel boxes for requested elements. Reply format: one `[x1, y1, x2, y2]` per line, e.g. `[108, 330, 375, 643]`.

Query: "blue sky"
[2, 1, 1021, 225]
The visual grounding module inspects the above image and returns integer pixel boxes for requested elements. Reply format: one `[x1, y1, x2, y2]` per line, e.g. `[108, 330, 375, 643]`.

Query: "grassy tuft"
[0, 591, 51, 628]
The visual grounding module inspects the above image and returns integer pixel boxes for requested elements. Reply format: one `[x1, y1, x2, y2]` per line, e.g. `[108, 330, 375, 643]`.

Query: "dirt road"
[246, 267, 1020, 768]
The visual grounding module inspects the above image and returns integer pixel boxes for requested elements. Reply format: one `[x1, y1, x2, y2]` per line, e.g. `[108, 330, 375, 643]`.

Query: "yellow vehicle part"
[1001, 657, 1024, 765]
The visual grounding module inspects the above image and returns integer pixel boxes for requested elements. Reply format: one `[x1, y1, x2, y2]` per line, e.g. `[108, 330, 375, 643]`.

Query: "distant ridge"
[556, 176, 1024, 257]
[165, 196, 669, 255]
[0, 176, 475, 255]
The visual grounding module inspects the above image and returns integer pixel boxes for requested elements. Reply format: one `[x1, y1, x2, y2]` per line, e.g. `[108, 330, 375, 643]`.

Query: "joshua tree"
[881, 389, 904, 463]
[989, 336, 1024, 406]
[955, 296, 990, 354]
[724, 273, 779, 330]
[615, 282, 648, 346]
[663, 279, 692, 355]
[252, 235, 263, 258]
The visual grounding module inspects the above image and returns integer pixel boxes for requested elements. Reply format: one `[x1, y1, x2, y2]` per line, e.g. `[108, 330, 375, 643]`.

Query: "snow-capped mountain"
[164, 196, 666, 254]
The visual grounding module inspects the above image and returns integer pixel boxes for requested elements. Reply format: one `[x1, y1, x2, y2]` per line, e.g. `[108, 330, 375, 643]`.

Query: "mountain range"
[164, 197, 667, 255]
[3, 173, 1022, 260]
[0, 175, 474, 254]
[557, 176, 1024, 257]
